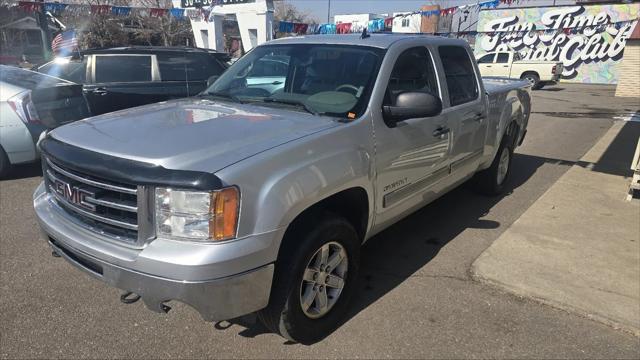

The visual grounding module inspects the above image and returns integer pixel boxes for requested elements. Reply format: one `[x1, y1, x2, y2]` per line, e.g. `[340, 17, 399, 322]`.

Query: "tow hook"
[51, 250, 61, 258]
[120, 291, 141, 304]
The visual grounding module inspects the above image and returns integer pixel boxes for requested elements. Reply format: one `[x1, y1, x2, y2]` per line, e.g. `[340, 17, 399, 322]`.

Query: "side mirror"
[207, 75, 220, 87]
[383, 91, 442, 127]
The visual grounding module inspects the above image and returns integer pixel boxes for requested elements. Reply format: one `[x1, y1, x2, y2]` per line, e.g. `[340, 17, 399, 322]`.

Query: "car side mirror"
[383, 91, 443, 127]
[207, 75, 220, 87]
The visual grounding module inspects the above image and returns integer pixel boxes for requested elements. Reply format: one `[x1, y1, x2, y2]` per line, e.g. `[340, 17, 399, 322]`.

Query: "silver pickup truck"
[34, 34, 531, 343]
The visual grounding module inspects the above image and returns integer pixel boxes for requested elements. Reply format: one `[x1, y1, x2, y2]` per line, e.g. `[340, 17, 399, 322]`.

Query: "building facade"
[334, 13, 386, 33]
[392, 12, 422, 34]
[475, 3, 639, 84]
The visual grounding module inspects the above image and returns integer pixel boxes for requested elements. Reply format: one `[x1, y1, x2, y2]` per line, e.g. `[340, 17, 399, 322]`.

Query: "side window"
[496, 53, 510, 63]
[158, 53, 188, 81]
[184, 53, 226, 81]
[385, 47, 438, 105]
[159, 53, 225, 81]
[94, 55, 152, 83]
[248, 58, 289, 77]
[438, 46, 479, 107]
[477, 54, 495, 64]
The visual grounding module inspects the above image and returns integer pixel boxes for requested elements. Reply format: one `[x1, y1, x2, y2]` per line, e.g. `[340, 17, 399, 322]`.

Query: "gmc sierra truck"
[34, 34, 531, 344]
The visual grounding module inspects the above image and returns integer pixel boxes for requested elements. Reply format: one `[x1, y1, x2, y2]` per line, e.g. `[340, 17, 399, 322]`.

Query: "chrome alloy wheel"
[497, 147, 510, 185]
[299, 241, 348, 319]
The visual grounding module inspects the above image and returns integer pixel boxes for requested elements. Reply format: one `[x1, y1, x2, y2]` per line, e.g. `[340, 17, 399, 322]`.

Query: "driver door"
[476, 53, 496, 77]
[373, 46, 453, 228]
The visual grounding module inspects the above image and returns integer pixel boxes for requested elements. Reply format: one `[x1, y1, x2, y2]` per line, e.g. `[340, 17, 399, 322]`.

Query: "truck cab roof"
[267, 33, 469, 49]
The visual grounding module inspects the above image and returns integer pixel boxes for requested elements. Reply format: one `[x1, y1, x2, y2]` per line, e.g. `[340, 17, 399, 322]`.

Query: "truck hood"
[50, 98, 339, 173]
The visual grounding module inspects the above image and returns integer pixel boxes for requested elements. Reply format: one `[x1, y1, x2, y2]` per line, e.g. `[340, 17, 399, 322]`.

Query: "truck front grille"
[43, 157, 140, 242]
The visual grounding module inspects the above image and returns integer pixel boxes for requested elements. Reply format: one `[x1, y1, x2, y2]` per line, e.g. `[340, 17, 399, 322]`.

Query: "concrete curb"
[471, 120, 640, 337]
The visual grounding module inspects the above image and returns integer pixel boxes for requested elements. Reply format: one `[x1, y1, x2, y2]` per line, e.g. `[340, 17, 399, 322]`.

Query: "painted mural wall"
[475, 4, 639, 84]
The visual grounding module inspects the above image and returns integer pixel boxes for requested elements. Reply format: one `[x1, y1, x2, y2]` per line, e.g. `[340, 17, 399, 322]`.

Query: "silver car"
[0, 65, 90, 177]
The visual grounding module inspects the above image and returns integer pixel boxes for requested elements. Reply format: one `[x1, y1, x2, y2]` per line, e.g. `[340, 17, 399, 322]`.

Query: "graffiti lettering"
[477, 4, 639, 83]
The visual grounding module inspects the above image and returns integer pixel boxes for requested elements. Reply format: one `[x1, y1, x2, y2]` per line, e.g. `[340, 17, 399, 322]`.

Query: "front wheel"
[258, 214, 360, 344]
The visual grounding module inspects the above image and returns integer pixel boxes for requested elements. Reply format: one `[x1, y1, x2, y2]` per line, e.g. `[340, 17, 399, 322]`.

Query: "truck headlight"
[155, 187, 240, 241]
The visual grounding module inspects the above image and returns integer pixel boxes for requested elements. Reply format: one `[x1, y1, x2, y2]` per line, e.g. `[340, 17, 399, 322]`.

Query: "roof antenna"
[361, 28, 370, 39]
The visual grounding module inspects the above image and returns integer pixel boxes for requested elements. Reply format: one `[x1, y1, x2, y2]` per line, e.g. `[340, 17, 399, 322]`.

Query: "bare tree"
[130, 0, 193, 47]
[274, 1, 314, 23]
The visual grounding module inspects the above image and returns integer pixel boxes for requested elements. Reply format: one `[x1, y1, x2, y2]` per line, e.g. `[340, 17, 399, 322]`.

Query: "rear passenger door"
[84, 54, 165, 115]
[494, 52, 512, 77]
[437, 46, 487, 177]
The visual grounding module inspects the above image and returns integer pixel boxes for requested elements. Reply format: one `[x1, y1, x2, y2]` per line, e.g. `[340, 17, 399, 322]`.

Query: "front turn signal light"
[211, 186, 240, 241]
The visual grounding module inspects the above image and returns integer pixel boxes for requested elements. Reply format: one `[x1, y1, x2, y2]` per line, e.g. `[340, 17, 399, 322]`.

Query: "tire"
[0, 146, 11, 179]
[521, 73, 541, 90]
[258, 213, 360, 344]
[473, 133, 514, 196]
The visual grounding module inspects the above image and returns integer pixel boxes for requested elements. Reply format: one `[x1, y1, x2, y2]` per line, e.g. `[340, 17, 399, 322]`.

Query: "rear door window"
[158, 53, 226, 81]
[438, 46, 479, 107]
[496, 53, 510, 63]
[94, 55, 152, 83]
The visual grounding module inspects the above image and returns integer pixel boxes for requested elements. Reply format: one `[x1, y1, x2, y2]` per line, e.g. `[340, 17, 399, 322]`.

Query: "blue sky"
[287, 0, 483, 22]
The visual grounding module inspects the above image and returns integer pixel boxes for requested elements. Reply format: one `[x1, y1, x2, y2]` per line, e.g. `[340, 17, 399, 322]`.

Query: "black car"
[37, 47, 229, 115]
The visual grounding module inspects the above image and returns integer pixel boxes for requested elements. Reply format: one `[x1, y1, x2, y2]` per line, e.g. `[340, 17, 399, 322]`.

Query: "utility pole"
[37, 0, 52, 60]
[327, 0, 331, 23]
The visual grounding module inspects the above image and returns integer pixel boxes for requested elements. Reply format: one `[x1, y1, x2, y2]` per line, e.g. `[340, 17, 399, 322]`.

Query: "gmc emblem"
[53, 179, 96, 211]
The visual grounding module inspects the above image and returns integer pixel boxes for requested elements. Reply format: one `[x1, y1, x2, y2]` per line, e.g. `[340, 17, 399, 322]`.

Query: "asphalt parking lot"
[1, 84, 639, 358]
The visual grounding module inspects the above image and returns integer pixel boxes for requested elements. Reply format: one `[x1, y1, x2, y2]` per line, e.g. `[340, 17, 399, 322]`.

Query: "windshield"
[205, 44, 385, 118]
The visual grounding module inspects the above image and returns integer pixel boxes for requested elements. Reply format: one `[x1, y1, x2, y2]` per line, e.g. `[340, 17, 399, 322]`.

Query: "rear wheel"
[0, 146, 11, 179]
[521, 73, 541, 90]
[258, 214, 360, 344]
[473, 133, 514, 196]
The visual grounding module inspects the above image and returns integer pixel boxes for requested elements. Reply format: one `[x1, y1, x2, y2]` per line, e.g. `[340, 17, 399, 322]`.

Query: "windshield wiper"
[259, 98, 321, 116]
[199, 91, 244, 104]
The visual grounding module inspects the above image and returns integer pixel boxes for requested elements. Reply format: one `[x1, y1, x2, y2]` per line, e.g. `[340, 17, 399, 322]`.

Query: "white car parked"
[476, 51, 563, 90]
[0, 65, 90, 177]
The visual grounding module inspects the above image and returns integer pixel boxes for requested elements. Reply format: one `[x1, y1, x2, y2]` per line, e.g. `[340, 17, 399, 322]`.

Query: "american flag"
[52, 30, 78, 55]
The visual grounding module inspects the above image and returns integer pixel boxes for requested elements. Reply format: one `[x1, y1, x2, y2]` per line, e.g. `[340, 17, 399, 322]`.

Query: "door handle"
[432, 126, 450, 138]
[91, 88, 108, 96]
[473, 113, 485, 122]
[503, 65, 509, 67]
[486, 65, 492, 68]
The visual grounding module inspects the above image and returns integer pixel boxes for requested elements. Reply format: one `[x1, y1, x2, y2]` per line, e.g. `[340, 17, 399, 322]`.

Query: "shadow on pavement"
[223, 152, 559, 343]
[590, 121, 640, 177]
[538, 87, 564, 92]
[0, 162, 42, 181]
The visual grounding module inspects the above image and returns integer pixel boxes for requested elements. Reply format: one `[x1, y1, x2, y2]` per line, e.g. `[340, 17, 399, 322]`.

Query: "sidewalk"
[472, 120, 640, 335]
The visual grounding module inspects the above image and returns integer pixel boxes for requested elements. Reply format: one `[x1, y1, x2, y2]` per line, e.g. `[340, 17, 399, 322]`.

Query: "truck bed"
[482, 77, 531, 95]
